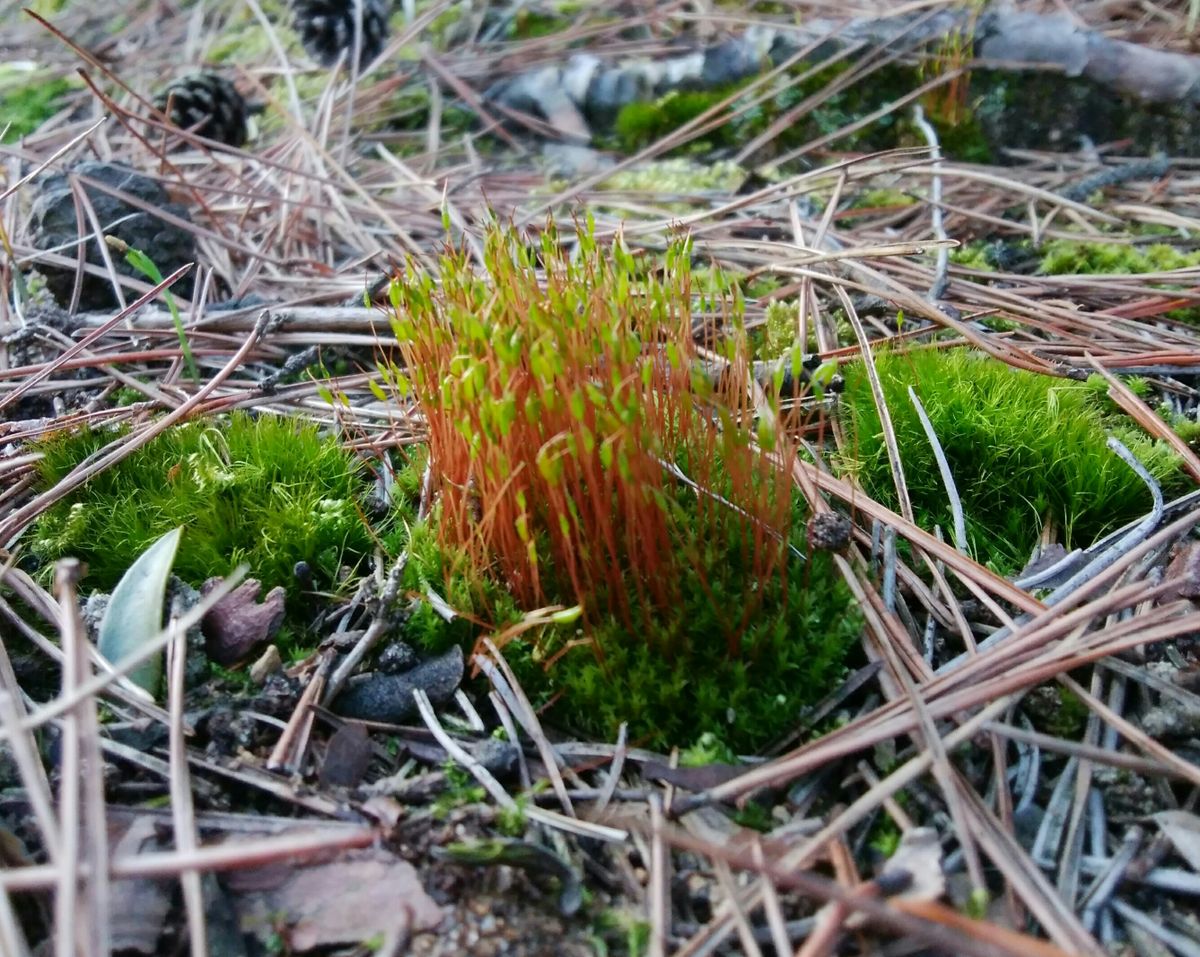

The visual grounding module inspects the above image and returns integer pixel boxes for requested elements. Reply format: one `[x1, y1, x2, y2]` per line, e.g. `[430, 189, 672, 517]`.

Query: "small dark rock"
[334, 645, 464, 724]
[807, 511, 852, 552]
[471, 737, 521, 782]
[378, 641, 417, 674]
[293, 560, 313, 588]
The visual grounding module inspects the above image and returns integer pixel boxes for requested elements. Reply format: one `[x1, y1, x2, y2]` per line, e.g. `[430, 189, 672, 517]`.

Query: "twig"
[323, 550, 409, 702]
[167, 612, 208, 957]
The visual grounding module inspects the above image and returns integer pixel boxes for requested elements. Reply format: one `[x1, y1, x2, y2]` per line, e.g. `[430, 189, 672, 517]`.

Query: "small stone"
[249, 645, 283, 684]
[807, 511, 852, 552]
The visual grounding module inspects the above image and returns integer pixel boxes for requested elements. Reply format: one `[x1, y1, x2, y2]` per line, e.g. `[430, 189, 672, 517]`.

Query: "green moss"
[542, 537, 859, 751]
[611, 87, 745, 154]
[599, 158, 748, 195]
[0, 67, 77, 142]
[1039, 239, 1200, 324]
[1039, 239, 1200, 277]
[840, 349, 1182, 571]
[31, 412, 381, 625]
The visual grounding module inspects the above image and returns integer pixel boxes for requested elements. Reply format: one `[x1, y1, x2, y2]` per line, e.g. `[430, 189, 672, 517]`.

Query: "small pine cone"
[292, 0, 389, 68]
[155, 73, 249, 148]
[807, 511, 852, 553]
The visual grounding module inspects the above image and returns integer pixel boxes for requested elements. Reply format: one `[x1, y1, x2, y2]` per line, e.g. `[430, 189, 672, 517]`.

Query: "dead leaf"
[229, 848, 442, 950]
[109, 818, 173, 954]
[882, 827, 945, 904]
[1162, 542, 1200, 602]
[202, 578, 286, 665]
[319, 723, 372, 789]
[1154, 810, 1200, 872]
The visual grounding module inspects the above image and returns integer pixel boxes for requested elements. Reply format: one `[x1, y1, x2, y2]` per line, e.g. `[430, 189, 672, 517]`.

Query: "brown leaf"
[229, 848, 442, 950]
[1162, 542, 1200, 602]
[201, 578, 287, 665]
[109, 818, 173, 954]
[319, 723, 372, 789]
[1154, 810, 1200, 872]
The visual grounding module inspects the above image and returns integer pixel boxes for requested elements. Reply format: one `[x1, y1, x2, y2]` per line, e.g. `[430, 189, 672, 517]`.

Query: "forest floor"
[3, 1, 1200, 955]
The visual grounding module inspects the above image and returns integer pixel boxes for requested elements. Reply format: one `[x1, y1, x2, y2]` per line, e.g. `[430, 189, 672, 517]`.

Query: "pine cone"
[291, 0, 389, 68]
[26, 161, 196, 311]
[155, 73, 250, 148]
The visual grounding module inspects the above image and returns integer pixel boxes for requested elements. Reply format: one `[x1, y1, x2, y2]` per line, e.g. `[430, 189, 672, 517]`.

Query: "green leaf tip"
[97, 525, 183, 697]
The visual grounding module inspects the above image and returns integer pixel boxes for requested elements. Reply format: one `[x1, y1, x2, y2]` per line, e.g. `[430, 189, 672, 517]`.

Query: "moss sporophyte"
[384, 219, 860, 751]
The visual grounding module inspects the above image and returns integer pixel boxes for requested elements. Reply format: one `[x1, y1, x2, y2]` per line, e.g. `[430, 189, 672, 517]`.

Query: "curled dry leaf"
[201, 577, 287, 665]
[881, 827, 945, 904]
[227, 848, 443, 950]
[1153, 810, 1200, 872]
[108, 818, 173, 955]
[1162, 541, 1200, 602]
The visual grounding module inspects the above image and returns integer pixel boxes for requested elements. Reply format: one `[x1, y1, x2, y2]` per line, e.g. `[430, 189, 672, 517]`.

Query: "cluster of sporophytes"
[31, 412, 376, 624]
[839, 348, 1182, 572]
[384, 218, 860, 751]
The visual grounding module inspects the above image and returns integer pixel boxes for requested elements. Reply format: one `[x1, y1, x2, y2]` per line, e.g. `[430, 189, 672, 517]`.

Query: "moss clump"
[31, 412, 377, 620]
[1039, 239, 1200, 324]
[1039, 240, 1200, 277]
[0, 67, 77, 142]
[600, 158, 748, 196]
[610, 87, 748, 154]
[385, 219, 860, 751]
[840, 349, 1182, 571]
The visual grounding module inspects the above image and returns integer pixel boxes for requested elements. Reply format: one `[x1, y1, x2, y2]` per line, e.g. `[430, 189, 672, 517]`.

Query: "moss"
[949, 241, 999, 272]
[31, 412, 383, 629]
[840, 348, 1183, 572]
[610, 86, 748, 154]
[1039, 239, 1200, 323]
[541, 536, 859, 751]
[599, 158, 748, 195]
[0, 67, 78, 142]
[1039, 240, 1200, 277]
[385, 219, 861, 752]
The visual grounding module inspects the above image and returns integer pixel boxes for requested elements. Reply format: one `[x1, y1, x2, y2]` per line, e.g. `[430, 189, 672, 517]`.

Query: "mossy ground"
[0, 66, 79, 143]
[606, 61, 993, 163]
[839, 348, 1183, 572]
[31, 412, 380, 636]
